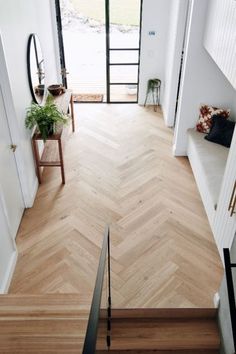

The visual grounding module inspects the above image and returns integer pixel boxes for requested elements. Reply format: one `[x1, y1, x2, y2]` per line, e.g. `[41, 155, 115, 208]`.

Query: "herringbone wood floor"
[9, 104, 222, 308]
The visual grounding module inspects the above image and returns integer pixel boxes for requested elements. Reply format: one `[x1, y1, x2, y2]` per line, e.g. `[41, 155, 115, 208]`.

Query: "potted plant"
[144, 78, 161, 111]
[25, 97, 68, 141]
[146, 78, 161, 93]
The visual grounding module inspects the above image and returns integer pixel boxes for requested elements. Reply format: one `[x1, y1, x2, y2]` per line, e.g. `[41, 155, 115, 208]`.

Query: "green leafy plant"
[144, 78, 161, 111]
[147, 78, 161, 93]
[25, 99, 68, 141]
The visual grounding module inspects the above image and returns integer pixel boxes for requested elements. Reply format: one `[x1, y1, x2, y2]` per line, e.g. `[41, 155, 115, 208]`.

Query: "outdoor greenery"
[25, 97, 68, 141]
[71, 0, 140, 26]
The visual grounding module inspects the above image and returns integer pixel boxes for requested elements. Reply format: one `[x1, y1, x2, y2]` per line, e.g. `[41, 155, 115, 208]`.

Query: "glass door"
[55, 0, 106, 102]
[106, 0, 142, 103]
[55, 0, 142, 103]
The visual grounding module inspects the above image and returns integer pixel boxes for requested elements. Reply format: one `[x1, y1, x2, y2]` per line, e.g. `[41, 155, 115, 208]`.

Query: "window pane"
[109, 0, 141, 49]
[110, 65, 138, 83]
[60, 0, 106, 98]
[110, 30, 140, 49]
[110, 50, 139, 64]
[110, 84, 137, 102]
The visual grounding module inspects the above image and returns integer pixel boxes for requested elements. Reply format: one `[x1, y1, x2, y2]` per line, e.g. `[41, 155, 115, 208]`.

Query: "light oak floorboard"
[9, 104, 223, 308]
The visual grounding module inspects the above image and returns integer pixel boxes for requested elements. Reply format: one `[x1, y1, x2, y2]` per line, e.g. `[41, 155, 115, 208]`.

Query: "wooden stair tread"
[0, 294, 89, 353]
[97, 315, 220, 351]
[96, 350, 219, 353]
[0, 337, 84, 354]
[100, 307, 217, 319]
[0, 294, 89, 316]
[0, 296, 220, 353]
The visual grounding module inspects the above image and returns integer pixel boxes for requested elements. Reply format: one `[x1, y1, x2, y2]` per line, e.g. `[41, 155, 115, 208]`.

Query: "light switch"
[148, 31, 156, 36]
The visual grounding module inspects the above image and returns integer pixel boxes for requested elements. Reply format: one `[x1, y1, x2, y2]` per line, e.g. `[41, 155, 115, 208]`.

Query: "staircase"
[0, 294, 89, 353]
[0, 227, 220, 353]
[96, 308, 220, 353]
[0, 296, 220, 353]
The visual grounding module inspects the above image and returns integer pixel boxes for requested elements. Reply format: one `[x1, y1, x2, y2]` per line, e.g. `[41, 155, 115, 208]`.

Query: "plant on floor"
[146, 78, 161, 93]
[25, 97, 68, 141]
[144, 78, 161, 112]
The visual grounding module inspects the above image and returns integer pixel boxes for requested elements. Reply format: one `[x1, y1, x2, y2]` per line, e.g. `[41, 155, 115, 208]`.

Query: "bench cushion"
[187, 128, 228, 212]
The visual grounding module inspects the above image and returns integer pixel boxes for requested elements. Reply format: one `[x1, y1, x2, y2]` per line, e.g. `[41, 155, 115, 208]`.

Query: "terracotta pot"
[47, 84, 64, 96]
[35, 84, 45, 96]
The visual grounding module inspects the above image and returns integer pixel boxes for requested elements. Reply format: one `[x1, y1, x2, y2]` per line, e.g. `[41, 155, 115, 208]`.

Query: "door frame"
[163, 0, 190, 128]
[55, 0, 143, 103]
[54, 0, 68, 88]
[106, 0, 143, 103]
[0, 33, 28, 208]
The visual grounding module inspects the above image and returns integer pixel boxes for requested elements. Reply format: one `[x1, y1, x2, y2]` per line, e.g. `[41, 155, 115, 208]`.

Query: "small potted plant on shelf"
[25, 96, 68, 141]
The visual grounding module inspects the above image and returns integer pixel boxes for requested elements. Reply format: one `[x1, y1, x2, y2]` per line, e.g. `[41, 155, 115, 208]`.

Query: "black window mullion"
[109, 48, 140, 51]
[105, 0, 110, 102]
[109, 83, 138, 85]
[109, 49, 140, 65]
[109, 63, 139, 66]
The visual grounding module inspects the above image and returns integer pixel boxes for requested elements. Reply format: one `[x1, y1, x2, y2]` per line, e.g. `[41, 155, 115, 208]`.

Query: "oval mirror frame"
[27, 33, 45, 104]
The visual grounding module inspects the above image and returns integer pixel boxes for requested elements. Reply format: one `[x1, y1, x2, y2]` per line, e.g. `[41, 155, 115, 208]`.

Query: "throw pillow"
[196, 104, 230, 133]
[205, 115, 235, 148]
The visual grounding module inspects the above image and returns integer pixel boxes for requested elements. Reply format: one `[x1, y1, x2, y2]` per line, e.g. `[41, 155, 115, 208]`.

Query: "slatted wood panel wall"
[204, 0, 236, 89]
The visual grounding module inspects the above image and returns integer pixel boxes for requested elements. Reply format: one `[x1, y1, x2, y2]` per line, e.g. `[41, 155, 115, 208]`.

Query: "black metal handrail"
[223, 248, 236, 352]
[82, 225, 111, 354]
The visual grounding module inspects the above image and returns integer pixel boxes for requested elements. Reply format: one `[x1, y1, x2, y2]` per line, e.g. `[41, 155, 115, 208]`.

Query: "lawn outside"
[71, 0, 140, 26]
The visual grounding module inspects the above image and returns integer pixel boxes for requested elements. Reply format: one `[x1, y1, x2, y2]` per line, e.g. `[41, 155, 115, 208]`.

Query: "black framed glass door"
[55, 0, 142, 103]
[106, 0, 142, 103]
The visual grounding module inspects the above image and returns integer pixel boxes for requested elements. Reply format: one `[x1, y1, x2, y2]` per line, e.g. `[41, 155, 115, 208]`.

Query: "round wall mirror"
[27, 34, 45, 104]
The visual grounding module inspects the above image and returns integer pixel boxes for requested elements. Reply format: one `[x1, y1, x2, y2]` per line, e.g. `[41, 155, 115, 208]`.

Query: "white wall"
[0, 0, 60, 291]
[173, 0, 236, 156]
[0, 197, 17, 293]
[162, 0, 188, 127]
[0, 0, 60, 206]
[138, 0, 172, 105]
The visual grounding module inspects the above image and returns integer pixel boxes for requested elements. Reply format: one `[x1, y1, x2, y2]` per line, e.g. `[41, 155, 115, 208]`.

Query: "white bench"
[187, 128, 229, 229]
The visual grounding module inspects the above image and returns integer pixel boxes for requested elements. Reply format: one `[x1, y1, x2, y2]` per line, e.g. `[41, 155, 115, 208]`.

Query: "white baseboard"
[0, 250, 18, 294]
[172, 144, 187, 156]
[213, 292, 220, 308]
[162, 107, 167, 125]
[25, 177, 38, 208]
[162, 106, 173, 127]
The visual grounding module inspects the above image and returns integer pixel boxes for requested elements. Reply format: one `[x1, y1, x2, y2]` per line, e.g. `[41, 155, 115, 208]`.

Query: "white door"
[0, 85, 25, 238]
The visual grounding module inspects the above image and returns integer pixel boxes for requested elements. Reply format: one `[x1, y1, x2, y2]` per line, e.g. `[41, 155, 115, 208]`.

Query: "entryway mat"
[73, 94, 103, 102]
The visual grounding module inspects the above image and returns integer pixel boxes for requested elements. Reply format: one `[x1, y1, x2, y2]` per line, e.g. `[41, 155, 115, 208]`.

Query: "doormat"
[73, 94, 104, 102]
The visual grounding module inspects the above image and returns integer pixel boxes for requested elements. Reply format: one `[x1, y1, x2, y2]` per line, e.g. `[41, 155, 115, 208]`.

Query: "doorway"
[0, 86, 25, 239]
[55, 0, 142, 103]
[0, 35, 25, 240]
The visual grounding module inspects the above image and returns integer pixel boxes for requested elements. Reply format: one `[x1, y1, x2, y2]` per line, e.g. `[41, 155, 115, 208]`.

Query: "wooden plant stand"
[32, 90, 75, 184]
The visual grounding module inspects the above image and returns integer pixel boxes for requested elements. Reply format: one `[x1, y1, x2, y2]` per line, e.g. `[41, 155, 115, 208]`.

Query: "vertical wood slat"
[204, 0, 236, 89]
